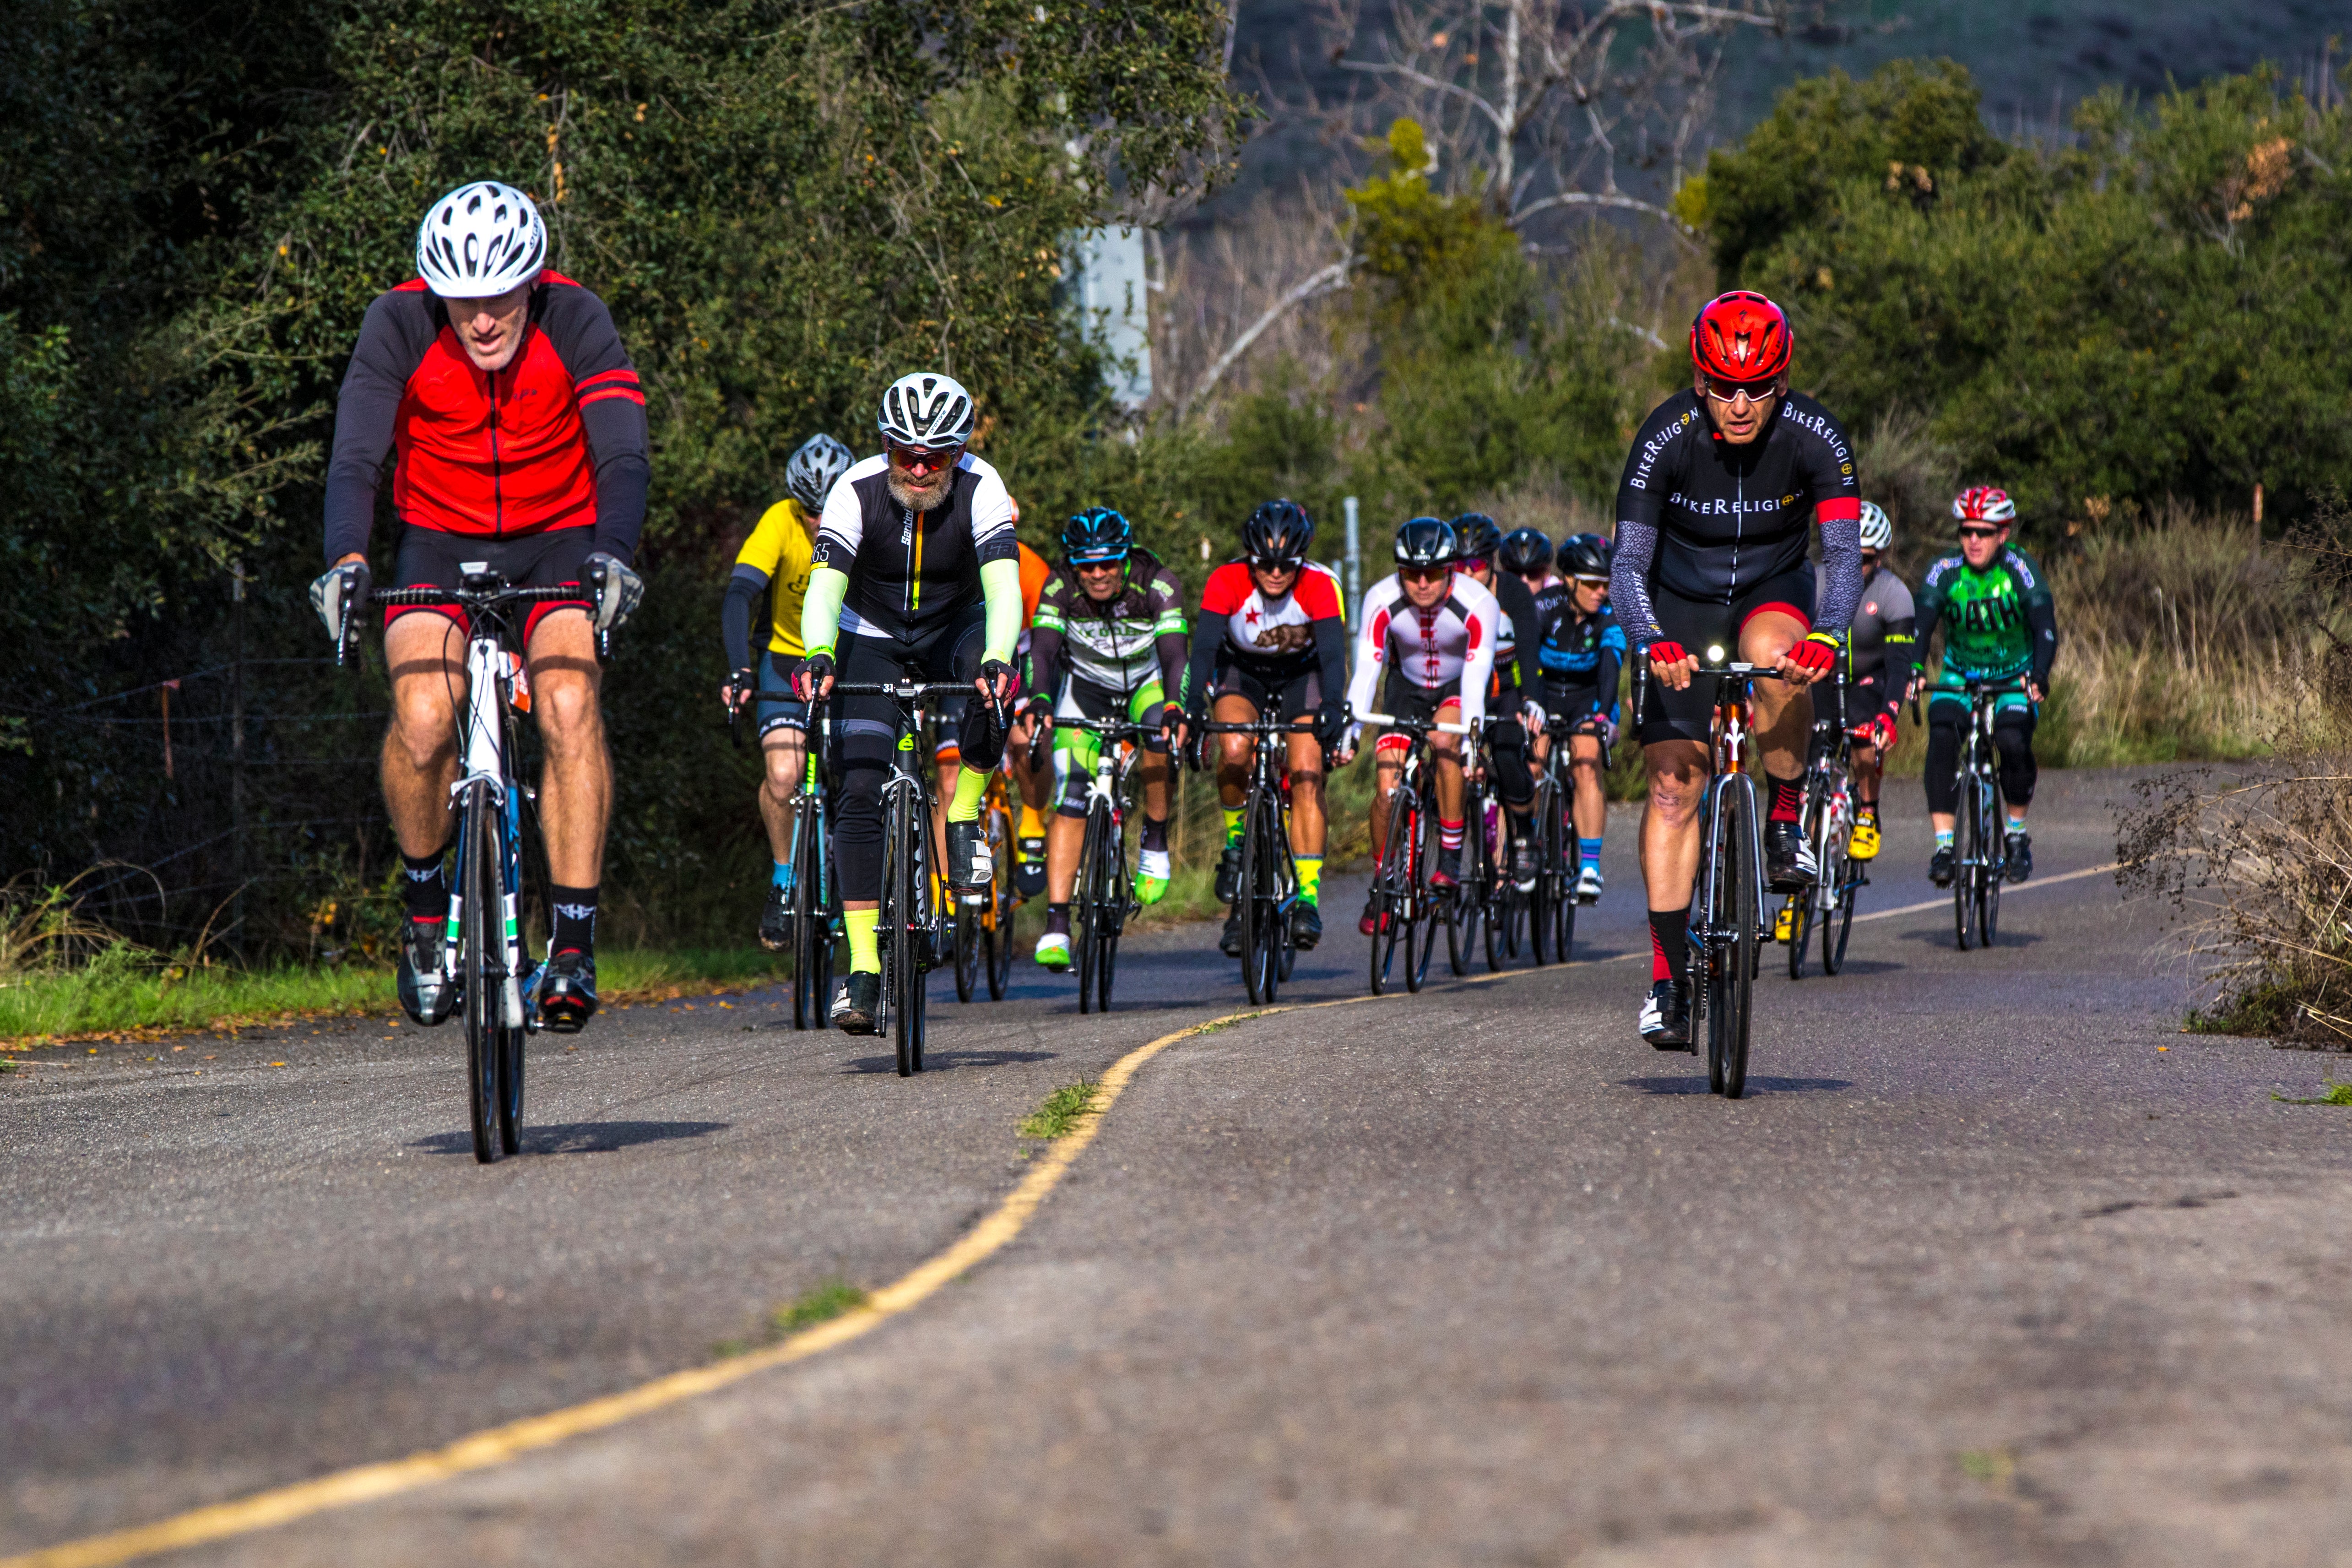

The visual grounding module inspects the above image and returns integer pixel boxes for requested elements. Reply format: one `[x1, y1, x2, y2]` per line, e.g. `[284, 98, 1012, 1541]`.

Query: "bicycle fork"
[446, 634, 527, 1029]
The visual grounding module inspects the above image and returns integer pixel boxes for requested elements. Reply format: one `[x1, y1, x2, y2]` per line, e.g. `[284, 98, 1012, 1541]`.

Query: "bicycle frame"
[1688, 668, 1772, 947]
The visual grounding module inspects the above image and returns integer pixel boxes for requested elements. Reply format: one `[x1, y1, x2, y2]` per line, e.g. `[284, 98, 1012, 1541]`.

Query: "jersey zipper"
[488, 361, 505, 538]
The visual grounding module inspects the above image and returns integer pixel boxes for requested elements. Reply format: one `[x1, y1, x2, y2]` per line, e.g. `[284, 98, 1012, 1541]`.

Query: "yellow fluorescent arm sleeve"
[799, 566, 850, 657]
[980, 556, 1023, 665]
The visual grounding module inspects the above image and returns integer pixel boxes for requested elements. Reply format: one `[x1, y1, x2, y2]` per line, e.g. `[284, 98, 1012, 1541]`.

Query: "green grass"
[2274, 1083, 2352, 1106]
[0, 945, 789, 1045]
[1018, 1080, 1100, 1141]
[715, 1276, 869, 1356]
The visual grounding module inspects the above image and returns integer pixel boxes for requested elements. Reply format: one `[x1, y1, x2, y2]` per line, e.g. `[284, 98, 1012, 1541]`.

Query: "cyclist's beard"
[886, 462, 953, 514]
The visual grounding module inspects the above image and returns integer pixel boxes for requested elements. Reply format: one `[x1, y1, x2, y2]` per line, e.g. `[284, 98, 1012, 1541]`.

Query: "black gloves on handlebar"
[585, 552, 643, 632]
[1314, 696, 1350, 749]
[309, 561, 373, 646]
[723, 667, 758, 712]
[792, 650, 835, 702]
[978, 659, 1019, 706]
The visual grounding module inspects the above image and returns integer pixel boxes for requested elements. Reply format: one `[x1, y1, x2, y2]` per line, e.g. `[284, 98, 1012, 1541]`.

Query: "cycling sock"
[2006, 811, 2028, 831]
[549, 885, 597, 955]
[1140, 814, 1169, 854]
[1045, 904, 1070, 937]
[1579, 837, 1604, 870]
[1767, 772, 1804, 824]
[1648, 906, 1690, 985]
[1295, 855, 1322, 905]
[1222, 807, 1244, 846]
[1018, 804, 1045, 842]
[772, 859, 792, 890]
[946, 767, 987, 823]
[845, 908, 880, 972]
[400, 850, 448, 919]
[1935, 828, 1955, 849]
[1439, 819, 1464, 853]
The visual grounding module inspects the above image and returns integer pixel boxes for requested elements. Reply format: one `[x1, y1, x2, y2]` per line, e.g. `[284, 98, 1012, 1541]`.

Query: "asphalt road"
[9, 768, 2352, 1566]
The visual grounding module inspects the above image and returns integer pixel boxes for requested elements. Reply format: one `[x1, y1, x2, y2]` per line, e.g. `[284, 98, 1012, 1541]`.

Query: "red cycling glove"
[1871, 712, 1898, 754]
[1785, 632, 1841, 675]
[1646, 640, 1689, 667]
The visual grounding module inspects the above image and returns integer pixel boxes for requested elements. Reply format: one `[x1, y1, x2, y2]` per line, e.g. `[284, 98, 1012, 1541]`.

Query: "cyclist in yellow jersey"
[722, 434, 852, 949]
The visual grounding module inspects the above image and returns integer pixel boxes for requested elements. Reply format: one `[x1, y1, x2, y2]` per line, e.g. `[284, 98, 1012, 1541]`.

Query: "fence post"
[1343, 495, 1361, 636]
[232, 560, 246, 946]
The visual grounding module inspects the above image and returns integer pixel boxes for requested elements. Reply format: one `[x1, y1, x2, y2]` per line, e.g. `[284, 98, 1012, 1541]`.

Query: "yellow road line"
[0, 988, 1399, 1568]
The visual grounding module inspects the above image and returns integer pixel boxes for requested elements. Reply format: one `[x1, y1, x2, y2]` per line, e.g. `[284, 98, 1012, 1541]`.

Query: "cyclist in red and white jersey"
[309, 181, 648, 1035]
[1178, 500, 1350, 954]
[1341, 518, 1502, 930]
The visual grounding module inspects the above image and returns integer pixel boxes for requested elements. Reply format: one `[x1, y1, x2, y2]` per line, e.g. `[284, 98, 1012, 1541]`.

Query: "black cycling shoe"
[1219, 910, 1244, 958]
[945, 819, 992, 893]
[1510, 834, 1537, 891]
[1765, 820, 1817, 891]
[1214, 841, 1242, 904]
[1929, 845, 1955, 887]
[1290, 901, 1322, 951]
[758, 880, 792, 953]
[2004, 830, 2033, 884]
[1639, 979, 1692, 1050]
[396, 917, 456, 1027]
[832, 970, 880, 1035]
[537, 949, 598, 1034]
[1430, 846, 1462, 892]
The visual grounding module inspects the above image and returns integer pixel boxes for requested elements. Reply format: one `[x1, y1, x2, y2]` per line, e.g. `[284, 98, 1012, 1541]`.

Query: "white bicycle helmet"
[786, 433, 854, 511]
[415, 181, 546, 298]
[877, 372, 976, 451]
[1858, 500, 1893, 551]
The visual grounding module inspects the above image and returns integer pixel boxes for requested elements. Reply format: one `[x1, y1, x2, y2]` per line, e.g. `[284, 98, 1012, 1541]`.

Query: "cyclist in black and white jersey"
[1609, 291, 1863, 1049]
[793, 373, 1025, 1034]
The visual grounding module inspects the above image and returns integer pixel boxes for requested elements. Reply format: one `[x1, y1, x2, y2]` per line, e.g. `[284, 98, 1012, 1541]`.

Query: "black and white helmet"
[415, 181, 546, 298]
[786, 434, 854, 512]
[877, 372, 976, 451]
[1394, 516, 1458, 567]
[1858, 500, 1893, 551]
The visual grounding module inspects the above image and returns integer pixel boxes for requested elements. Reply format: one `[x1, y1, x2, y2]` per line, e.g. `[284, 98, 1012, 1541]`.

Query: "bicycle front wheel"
[1978, 781, 2004, 947]
[1825, 855, 1858, 974]
[882, 792, 925, 1076]
[458, 782, 503, 1163]
[1076, 803, 1106, 1013]
[1370, 790, 1415, 996]
[1705, 778, 1757, 1100]
[1953, 778, 1979, 951]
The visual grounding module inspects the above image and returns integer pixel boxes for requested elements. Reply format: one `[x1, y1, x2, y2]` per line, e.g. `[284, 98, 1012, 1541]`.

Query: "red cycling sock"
[1438, 819, 1464, 852]
[1767, 773, 1803, 824]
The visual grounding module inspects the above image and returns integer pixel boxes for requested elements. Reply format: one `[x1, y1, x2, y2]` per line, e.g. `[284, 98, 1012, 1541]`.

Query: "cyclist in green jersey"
[1909, 486, 2058, 887]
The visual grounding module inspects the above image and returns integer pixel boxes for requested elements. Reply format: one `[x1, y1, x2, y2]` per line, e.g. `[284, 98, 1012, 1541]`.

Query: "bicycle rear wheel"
[1824, 857, 1858, 974]
[458, 783, 503, 1163]
[1705, 778, 1757, 1100]
[954, 904, 980, 1003]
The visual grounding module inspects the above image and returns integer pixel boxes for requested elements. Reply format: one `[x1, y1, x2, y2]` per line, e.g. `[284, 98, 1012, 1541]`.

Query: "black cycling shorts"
[1372, 671, 1463, 754]
[1634, 563, 1814, 748]
[757, 650, 813, 739]
[387, 523, 593, 644]
[1212, 656, 1324, 721]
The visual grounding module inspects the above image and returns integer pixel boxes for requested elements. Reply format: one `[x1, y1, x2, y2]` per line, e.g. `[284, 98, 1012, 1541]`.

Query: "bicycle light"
[1707, 645, 1726, 663]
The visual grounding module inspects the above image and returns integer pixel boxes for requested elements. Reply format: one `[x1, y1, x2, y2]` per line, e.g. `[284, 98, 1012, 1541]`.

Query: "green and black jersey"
[1913, 545, 2057, 703]
[1025, 548, 1190, 703]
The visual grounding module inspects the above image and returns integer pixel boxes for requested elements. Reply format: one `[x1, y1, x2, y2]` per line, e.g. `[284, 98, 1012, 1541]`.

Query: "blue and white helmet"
[877, 372, 976, 451]
[415, 181, 546, 298]
[786, 434, 854, 512]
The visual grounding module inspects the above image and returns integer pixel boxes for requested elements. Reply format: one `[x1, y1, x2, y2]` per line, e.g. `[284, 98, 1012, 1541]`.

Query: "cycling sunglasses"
[1458, 555, 1490, 573]
[887, 442, 962, 475]
[1398, 564, 1450, 584]
[1702, 375, 1780, 404]
[1956, 525, 2003, 540]
[1071, 557, 1126, 574]
[1248, 555, 1304, 573]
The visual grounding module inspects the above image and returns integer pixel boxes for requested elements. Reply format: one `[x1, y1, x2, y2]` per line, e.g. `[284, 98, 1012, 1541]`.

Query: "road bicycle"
[1443, 722, 1527, 976]
[826, 679, 975, 1076]
[729, 698, 838, 1031]
[1360, 710, 1466, 996]
[1197, 713, 1318, 1004]
[1780, 675, 1865, 979]
[1528, 713, 1607, 965]
[342, 569, 591, 1162]
[1051, 714, 1153, 1014]
[1947, 675, 2030, 951]
[1637, 656, 1774, 1099]
[952, 762, 1018, 1004]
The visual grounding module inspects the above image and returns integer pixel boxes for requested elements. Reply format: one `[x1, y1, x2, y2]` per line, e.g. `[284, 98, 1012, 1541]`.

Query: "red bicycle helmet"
[1952, 485, 2016, 524]
[1690, 290, 1793, 384]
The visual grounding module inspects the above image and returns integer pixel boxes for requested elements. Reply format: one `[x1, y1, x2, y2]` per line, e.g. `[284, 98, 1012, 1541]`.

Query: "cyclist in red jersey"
[309, 181, 649, 1035]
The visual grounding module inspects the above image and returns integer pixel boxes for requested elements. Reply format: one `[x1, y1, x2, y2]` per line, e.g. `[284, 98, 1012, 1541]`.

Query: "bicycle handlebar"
[1194, 718, 1320, 734]
[825, 681, 980, 700]
[1052, 715, 1160, 737]
[369, 584, 585, 609]
[1354, 712, 1470, 736]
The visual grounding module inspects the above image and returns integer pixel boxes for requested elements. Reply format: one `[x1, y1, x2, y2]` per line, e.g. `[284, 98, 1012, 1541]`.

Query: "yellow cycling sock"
[845, 908, 880, 972]
[946, 767, 987, 823]
[1018, 803, 1045, 841]
[1295, 855, 1323, 905]
[1222, 807, 1244, 845]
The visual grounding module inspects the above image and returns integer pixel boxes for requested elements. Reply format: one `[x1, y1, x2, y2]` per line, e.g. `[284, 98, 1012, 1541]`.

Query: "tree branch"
[1512, 189, 1699, 242]
[1180, 258, 1356, 414]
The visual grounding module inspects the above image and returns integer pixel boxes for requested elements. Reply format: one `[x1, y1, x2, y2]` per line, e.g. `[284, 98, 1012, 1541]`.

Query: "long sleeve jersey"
[1913, 546, 2058, 691]
[1026, 549, 1190, 701]
[1344, 570, 1501, 732]
[1179, 560, 1350, 713]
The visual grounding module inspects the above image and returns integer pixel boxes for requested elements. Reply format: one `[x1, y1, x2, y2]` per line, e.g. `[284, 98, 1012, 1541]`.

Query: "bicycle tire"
[1237, 790, 1268, 1004]
[1825, 857, 1858, 974]
[790, 796, 827, 1029]
[1953, 776, 1978, 950]
[1370, 790, 1415, 995]
[1707, 777, 1757, 1099]
[986, 804, 1013, 1000]
[1526, 782, 1554, 966]
[1076, 802, 1106, 1014]
[1405, 789, 1437, 994]
[459, 782, 502, 1163]
[1814, 796, 1849, 979]
[1979, 783, 2004, 947]
[883, 791, 921, 1076]
[1253, 790, 1285, 1004]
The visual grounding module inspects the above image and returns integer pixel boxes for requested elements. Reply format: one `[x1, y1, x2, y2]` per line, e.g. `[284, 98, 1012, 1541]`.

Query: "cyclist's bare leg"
[1212, 692, 1259, 812]
[1371, 744, 1404, 862]
[1850, 740, 1880, 812]
[1284, 727, 1326, 859]
[1569, 732, 1606, 840]
[524, 608, 611, 887]
[1638, 739, 1710, 913]
[757, 728, 807, 863]
[382, 612, 466, 858]
[1139, 743, 1171, 823]
[1429, 703, 1465, 825]
[1741, 609, 1813, 780]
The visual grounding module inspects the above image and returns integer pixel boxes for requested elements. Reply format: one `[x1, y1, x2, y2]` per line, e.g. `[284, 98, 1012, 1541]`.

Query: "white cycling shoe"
[1135, 846, 1171, 906]
[1575, 863, 1604, 903]
[1034, 932, 1072, 971]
